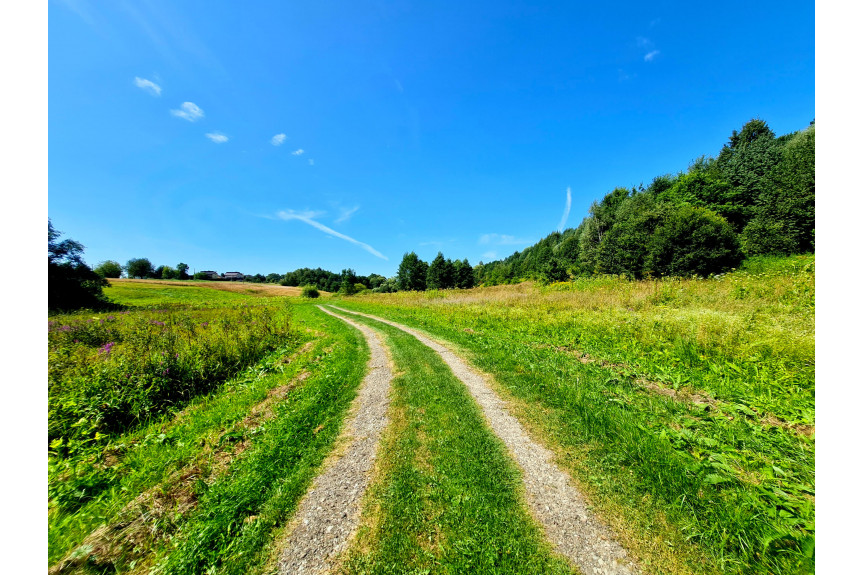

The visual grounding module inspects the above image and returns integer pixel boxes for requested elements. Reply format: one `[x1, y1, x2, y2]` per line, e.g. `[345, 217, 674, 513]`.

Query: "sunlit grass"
[336, 254, 815, 574]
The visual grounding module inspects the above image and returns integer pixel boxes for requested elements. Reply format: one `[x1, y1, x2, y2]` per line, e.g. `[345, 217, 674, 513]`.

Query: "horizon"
[49, 1, 814, 278]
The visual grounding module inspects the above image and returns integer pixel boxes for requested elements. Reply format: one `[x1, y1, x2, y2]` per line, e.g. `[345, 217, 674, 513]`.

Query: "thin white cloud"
[308, 159, 315, 166]
[478, 233, 530, 246]
[170, 101, 204, 122]
[482, 251, 498, 260]
[292, 148, 305, 156]
[276, 210, 388, 260]
[271, 133, 286, 146]
[134, 76, 162, 96]
[205, 132, 228, 143]
[636, 36, 652, 48]
[644, 50, 660, 62]
[558, 187, 572, 232]
[335, 206, 359, 223]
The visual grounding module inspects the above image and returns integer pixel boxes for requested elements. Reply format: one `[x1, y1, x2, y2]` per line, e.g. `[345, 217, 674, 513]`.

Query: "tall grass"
[49, 303, 297, 457]
[337, 255, 815, 574]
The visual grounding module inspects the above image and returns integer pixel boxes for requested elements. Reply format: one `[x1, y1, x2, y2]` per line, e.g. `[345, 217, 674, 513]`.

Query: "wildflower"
[106, 316, 115, 321]
[98, 342, 115, 355]
[60, 325, 72, 332]
[201, 322, 209, 327]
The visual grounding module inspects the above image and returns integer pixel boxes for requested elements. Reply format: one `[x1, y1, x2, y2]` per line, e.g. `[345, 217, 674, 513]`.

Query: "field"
[48, 258, 814, 574]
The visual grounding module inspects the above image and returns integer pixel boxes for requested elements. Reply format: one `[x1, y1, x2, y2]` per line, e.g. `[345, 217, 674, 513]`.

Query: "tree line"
[48, 117, 815, 310]
[475, 118, 815, 285]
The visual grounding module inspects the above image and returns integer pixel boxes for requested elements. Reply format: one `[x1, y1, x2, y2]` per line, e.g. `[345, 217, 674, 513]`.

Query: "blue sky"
[48, 0, 814, 277]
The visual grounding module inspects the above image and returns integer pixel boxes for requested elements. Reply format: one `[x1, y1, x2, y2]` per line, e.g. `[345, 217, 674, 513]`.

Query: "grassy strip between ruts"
[334, 293, 814, 575]
[49, 303, 367, 575]
[335, 312, 576, 575]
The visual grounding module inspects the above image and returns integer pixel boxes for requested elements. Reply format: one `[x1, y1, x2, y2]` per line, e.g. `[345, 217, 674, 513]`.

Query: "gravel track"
[327, 305, 640, 575]
[276, 307, 393, 574]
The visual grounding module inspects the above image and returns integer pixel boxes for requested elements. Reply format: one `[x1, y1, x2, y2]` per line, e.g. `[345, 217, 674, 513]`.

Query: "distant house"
[199, 270, 219, 280]
[224, 271, 245, 281]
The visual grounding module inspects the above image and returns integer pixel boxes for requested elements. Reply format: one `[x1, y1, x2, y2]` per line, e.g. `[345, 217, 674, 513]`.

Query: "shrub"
[301, 284, 320, 298]
[645, 205, 743, 277]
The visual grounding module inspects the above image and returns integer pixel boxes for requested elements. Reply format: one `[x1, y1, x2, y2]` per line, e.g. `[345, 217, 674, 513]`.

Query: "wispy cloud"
[271, 133, 286, 146]
[205, 132, 228, 143]
[134, 76, 162, 96]
[478, 233, 530, 246]
[335, 206, 359, 223]
[636, 36, 660, 62]
[558, 187, 572, 232]
[308, 159, 314, 166]
[170, 101, 204, 122]
[292, 148, 305, 156]
[276, 210, 388, 260]
[482, 251, 498, 260]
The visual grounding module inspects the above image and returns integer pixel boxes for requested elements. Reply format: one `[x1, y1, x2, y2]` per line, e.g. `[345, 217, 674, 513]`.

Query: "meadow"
[48, 257, 814, 574]
[337, 254, 815, 574]
[48, 283, 369, 574]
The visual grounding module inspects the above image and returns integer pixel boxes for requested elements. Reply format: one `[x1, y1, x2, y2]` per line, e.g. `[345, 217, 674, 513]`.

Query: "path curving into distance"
[327, 305, 640, 575]
[276, 307, 393, 574]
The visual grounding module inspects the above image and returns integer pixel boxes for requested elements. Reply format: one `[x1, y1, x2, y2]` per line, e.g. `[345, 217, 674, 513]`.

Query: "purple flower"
[151, 320, 166, 326]
[60, 325, 72, 332]
[200, 322, 209, 327]
[98, 342, 115, 355]
[106, 316, 115, 321]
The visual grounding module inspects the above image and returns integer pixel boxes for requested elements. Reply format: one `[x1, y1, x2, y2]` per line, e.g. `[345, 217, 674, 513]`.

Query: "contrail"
[277, 210, 388, 261]
[557, 187, 572, 232]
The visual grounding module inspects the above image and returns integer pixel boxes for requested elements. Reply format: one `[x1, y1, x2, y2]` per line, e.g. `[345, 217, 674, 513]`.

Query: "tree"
[539, 257, 569, 284]
[266, 273, 283, 283]
[339, 268, 358, 295]
[157, 265, 178, 279]
[426, 252, 456, 289]
[397, 252, 428, 291]
[126, 258, 155, 279]
[94, 260, 123, 279]
[49, 219, 110, 311]
[453, 259, 475, 289]
[176, 263, 190, 280]
[644, 205, 743, 277]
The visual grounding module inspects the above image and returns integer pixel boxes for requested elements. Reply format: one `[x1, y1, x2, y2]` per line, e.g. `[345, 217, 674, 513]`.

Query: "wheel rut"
[275, 307, 393, 574]
[327, 305, 640, 575]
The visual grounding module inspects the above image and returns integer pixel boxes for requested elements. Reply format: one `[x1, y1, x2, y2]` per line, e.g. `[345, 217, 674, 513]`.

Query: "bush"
[645, 205, 743, 277]
[94, 260, 123, 279]
[301, 284, 320, 298]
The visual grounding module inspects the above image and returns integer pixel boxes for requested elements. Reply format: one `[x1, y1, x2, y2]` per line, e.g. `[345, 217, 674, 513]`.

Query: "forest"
[474, 118, 814, 286]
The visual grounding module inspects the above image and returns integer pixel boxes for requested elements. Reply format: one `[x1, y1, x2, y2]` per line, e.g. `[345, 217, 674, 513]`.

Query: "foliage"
[644, 205, 743, 277]
[300, 284, 320, 298]
[94, 260, 123, 279]
[426, 252, 456, 289]
[339, 268, 358, 295]
[126, 257, 155, 279]
[397, 251, 428, 291]
[176, 262, 190, 280]
[48, 302, 297, 456]
[475, 118, 814, 285]
[49, 220, 112, 312]
[343, 255, 815, 574]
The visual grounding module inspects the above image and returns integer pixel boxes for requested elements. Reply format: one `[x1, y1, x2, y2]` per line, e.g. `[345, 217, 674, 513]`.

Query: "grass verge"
[337, 313, 575, 575]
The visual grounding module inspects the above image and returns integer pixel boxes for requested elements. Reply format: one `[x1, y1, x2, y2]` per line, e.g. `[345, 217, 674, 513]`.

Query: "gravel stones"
[328, 306, 640, 575]
[277, 308, 393, 574]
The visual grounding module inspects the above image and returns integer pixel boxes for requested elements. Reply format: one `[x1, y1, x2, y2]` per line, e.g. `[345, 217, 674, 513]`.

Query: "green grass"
[104, 281, 255, 306]
[338, 312, 574, 575]
[49, 294, 368, 575]
[152, 304, 369, 575]
[335, 255, 815, 575]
